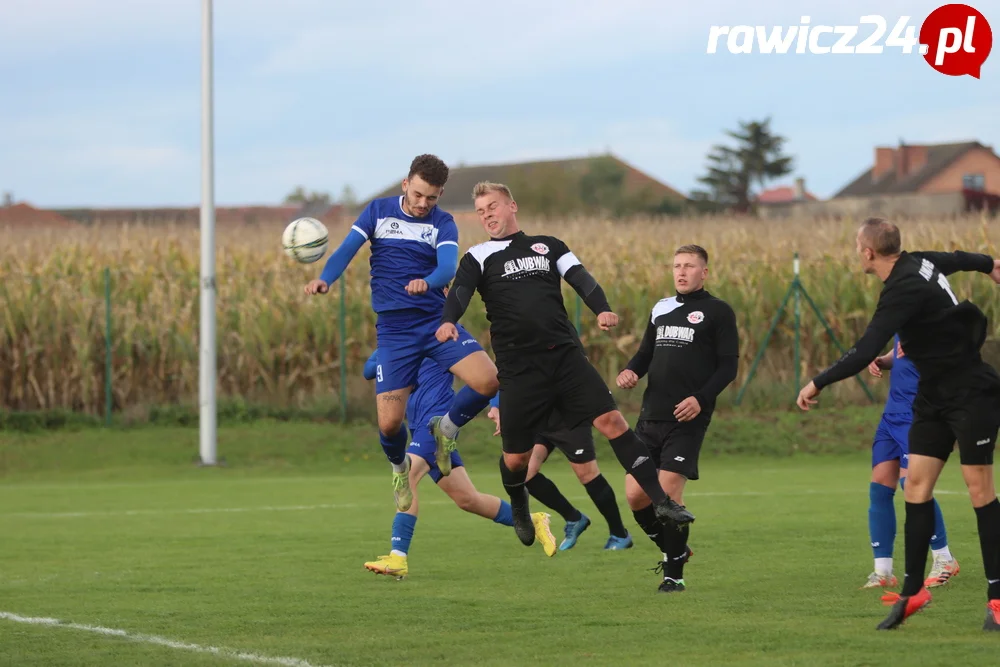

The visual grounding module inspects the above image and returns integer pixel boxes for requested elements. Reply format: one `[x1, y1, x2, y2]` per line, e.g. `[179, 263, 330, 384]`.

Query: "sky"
[1, 0, 998, 208]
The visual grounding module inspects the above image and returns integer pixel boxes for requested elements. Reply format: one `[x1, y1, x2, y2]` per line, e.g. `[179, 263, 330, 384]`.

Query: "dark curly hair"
[408, 154, 450, 188]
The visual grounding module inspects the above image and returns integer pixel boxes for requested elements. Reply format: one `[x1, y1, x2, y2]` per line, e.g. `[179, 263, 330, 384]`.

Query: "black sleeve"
[563, 265, 611, 315]
[441, 253, 482, 325]
[692, 303, 740, 405]
[910, 250, 994, 276]
[625, 317, 656, 378]
[812, 278, 922, 390]
[550, 236, 612, 315]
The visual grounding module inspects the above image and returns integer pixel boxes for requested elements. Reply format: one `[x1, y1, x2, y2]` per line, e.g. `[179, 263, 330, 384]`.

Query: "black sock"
[664, 524, 691, 580]
[901, 500, 936, 596]
[499, 456, 529, 510]
[632, 505, 669, 552]
[609, 430, 667, 505]
[975, 497, 1000, 600]
[525, 473, 581, 522]
[584, 474, 628, 538]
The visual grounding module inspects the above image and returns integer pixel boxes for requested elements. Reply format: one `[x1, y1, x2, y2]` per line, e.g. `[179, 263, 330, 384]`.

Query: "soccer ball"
[282, 217, 329, 264]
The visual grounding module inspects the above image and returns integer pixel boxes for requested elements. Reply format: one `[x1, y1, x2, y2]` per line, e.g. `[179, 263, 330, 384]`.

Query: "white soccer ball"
[282, 217, 329, 264]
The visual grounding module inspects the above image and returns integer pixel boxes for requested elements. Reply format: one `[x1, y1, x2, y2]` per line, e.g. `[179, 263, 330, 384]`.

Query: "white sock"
[932, 546, 953, 561]
[390, 549, 406, 557]
[874, 557, 893, 575]
[662, 552, 669, 562]
[391, 459, 408, 474]
[438, 413, 460, 439]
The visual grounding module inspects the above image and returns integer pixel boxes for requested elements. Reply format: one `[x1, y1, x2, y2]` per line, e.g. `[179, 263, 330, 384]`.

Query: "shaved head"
[858, 217, 901, 257]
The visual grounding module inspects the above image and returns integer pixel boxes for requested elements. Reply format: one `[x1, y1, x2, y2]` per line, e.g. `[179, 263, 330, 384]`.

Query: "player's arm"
[422, 219, 460, 289]
[692, 305, 740, 407]
[910, 250, 995, 276]
[811, 280, 922, 391]
[440, 253, 483, 326]
[624, 318, 656, 379]
[363, 349, 379, 381]
[552, 240, 611, 316]
[307, 205, 374, 292]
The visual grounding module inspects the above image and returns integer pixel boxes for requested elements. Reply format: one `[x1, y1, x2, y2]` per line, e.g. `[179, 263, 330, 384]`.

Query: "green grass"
[1, 411, 997, 666]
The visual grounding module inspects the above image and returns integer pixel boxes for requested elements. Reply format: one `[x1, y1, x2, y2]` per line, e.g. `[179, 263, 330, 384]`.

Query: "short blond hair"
[472, 181, 513, 202]
[859, 217, 901, 256]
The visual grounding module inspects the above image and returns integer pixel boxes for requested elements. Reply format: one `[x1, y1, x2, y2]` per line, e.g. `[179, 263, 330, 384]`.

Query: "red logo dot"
[920, 4, 993, 78]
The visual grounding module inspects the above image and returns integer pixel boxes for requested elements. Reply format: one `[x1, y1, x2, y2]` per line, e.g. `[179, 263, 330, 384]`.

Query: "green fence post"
[104, 267, 113, 426]
[793, 253, 801, 395]
[340, 277, 347, 423]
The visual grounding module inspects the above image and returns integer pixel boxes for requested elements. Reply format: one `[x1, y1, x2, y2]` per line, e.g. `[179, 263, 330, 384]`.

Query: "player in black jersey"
[796, 218, 1000, 631]
[436, 181, 694, 551]
[617, 244, 740, 593]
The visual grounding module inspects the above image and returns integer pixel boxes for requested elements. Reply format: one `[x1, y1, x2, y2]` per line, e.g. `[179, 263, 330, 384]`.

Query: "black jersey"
[442, 231, 609, 353]
[625, 288, 739, 425]
[813, 250, 997, 394]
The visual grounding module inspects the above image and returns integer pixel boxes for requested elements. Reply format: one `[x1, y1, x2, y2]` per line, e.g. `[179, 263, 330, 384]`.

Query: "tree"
[283, 186, 332, 207]
[338, 185, 358, 209]
[691, 117, 794, 214]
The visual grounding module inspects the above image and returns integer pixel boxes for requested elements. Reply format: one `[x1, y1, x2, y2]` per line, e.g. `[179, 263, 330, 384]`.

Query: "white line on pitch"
[0, 611, 332, 667]
[0, 488, 967, 520]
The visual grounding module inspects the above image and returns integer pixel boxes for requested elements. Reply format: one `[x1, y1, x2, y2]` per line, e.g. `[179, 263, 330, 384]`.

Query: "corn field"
[2, 214, 999, 415]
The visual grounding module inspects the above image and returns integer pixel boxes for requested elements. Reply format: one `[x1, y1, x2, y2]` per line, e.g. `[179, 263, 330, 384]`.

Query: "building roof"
[365, 154, 687, 210]
[756, 185, 818, 203]
[833, 141, 988, 198]
[0, 203, 77, 228]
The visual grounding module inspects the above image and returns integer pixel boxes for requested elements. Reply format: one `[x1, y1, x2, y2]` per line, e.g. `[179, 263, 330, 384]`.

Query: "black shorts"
[634, 419, 706, 481]
[535, 424, 596, 464]
[496, 343, 617, 455]
[909, 365, 1000, 465]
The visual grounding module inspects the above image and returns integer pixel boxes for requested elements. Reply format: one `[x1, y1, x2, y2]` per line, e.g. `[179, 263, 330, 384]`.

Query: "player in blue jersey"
[361, 347, 557, 578]
[863, 334, 959, 590]
[304, 155, 499, 510]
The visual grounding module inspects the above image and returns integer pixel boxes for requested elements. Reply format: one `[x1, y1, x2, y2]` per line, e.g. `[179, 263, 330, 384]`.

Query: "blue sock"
[869, 482, 896, 559]
[391, 512, 417, 555]
[493, 500, 514, 526]
[380, 426, 409, 466]
[930, 498, 948, 550]
[446, 386, 493, 429]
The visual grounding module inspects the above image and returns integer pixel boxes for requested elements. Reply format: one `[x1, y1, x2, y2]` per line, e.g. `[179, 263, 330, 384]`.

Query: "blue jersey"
[407, 357, 456, 432]
[884, 334, 919, 415]
[351, 196, 459, 317]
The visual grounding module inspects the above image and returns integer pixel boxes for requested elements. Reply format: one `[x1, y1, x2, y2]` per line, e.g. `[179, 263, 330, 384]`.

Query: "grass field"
[2, 411, 999, 666]
[3, 214, 999, 414]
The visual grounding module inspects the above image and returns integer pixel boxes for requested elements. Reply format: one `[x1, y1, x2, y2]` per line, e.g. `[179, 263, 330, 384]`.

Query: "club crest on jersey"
[531, 243, 549, 255]
[687, 311, 704, 324]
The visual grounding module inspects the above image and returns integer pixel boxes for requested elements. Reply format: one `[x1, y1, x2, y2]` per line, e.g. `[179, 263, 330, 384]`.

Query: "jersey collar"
[675, 288, 709, 302]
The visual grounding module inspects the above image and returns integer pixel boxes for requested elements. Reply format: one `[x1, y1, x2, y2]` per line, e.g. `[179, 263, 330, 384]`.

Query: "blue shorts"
[374, 311, 484, 394]
[872, 412, 912, 469]
[407, 426, 464, 483]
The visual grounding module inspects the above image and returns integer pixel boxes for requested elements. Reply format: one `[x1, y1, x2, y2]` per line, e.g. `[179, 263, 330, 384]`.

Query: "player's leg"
[364, 454, 428, 579]
[525, 437, 588, 549]
[866, 417, 902, 588]
[949, 391, 1000, 630]
[624, 420, 675, 572]
[433, 456, 555, 553]
[495, 354, 555, 547]
[426, 325, 498, 475]
[877, 408, 952, 630]
[653, 424, 704, 592]
[898, 410, 960, 588]
[372, 331, 422, 495]
[556, 425, 630, 549]
[553, 345, 693, 527]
